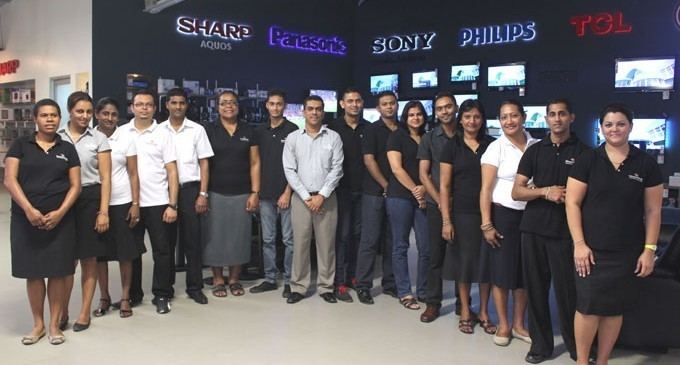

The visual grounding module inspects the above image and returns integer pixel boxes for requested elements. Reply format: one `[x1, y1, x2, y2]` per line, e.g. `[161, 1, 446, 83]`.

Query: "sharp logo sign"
[176, 16, 253, 51]
[371, 32, 436, 54]
[459, 21, 536, 47]
[268, 26, 348, 56]
[569, 11, 632, 37]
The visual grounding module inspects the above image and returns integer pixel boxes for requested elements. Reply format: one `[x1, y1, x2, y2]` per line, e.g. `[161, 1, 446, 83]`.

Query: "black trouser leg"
[178, 184, 204, 294]
[141, 205, 173, 299]
[546, 237, 577, 359]
[130, 223, 145, 301]
[523, 233, 556, 357]
[425, 203, 444, 306]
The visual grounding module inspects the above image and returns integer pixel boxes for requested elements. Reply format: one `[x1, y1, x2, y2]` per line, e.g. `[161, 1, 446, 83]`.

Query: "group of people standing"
[5, 86, 662, 365]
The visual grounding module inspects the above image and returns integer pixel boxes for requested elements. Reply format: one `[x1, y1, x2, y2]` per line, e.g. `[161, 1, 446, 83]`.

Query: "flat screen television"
[309, 89, 338, 113]
[614, 57, 675, 92]
[370, 74, 399, 94]
[596, 118, 667, 150]
[487, 118, 502, 137]
[488, 62, 526, 89]
[362, 108, 381, 122]
[523, 105, 548, 128]
[412, 70, 438, 89]
[450, 64, 480, 82]
[453, 94, 478, 106]
[397, 100, 433, 118]
[283, 103, 306, 129]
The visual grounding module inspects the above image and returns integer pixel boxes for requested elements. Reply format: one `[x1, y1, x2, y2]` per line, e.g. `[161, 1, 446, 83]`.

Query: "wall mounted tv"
[453, 94, 478, 106]
[397, 100, 434, 118]
[487, 118, 502, 137]
[309, 89, 338, 113]
[614, 57, 675, 92]
[283, 103, 305, 129]
[451, 64, 480, 82]
[523, 105, 548, 128]
[488, 62, 526, 89]
[596, 118, 667, 150]
[370, 74, 399, 94]
[412, 70, 438, 89]
[362, 108, 381, 122]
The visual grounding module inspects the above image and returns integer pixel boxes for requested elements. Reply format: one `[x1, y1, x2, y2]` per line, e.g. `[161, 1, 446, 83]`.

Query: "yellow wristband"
[644, 244, 657, 251]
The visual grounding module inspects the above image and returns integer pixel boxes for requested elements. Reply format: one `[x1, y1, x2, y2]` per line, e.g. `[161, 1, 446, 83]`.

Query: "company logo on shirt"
[564, 158, 575, 165]
[280, 138, 286, 144]
[55, 153, 68, 162]
[628, 173, 643, 183]
[240, 136, 250, 142]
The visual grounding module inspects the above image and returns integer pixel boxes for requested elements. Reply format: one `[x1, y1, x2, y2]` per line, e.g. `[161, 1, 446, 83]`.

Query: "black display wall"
[92, 0, 355, 114]
[352, 0, 680, 178]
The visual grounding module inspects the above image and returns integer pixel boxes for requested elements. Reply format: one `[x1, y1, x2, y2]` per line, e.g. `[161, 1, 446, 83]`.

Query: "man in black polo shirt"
[250, 90, 298, 298]
[511, 99, 588, 363]
[328, 87, 369, 303]
[354, 91, 399, 304]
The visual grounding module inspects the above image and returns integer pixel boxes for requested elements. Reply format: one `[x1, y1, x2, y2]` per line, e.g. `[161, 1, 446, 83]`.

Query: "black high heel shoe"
[92, 298, 111, 317]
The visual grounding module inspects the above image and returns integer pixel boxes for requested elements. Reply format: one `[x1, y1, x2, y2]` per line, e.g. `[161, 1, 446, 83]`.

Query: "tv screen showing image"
[362, 108, 381, 122]
[453, 94, 478, 106]
[488, 63, 526, 88]
[487, 118, 502, 137]
[283, 103, 305, 129]
[523, 105, 548, 128]
[370, 74, 399, 94]
[309, 89, 338, 113]
[451, 64, 480, 82]
[596, 118, 666, 150]
[615, 57, 675, 91]
[397, 100, 433, 118]
[412, 70, 438, 89]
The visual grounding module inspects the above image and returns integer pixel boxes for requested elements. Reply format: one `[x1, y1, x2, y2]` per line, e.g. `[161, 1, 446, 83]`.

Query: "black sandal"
[229, 283, 245, 296]
[93, 298, 111, 317]
[399, 296, 420, 310]
[119, 299, 133, 318]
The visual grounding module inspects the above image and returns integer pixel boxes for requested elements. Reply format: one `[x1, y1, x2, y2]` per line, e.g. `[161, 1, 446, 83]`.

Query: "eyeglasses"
[219, 100, 238, 107]
[133, 103, 154, 109]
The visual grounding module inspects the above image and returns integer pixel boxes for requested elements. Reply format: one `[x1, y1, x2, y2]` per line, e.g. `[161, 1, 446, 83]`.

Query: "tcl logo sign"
[0, 59, 20, 76]
[569, 11, 632, 37]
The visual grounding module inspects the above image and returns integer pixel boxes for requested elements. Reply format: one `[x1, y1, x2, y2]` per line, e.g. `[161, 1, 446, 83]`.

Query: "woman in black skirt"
[58, 92, 112, 332]
[440, 99, 496, 334]
[92, 97, 141, 318]
[566, 103, 662, 365]
[4, 99, 81, 345]
[479, 100, 538, 346]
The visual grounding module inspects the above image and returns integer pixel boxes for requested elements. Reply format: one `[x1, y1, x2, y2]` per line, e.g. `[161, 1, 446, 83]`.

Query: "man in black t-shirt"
[511, 99, 588, 364]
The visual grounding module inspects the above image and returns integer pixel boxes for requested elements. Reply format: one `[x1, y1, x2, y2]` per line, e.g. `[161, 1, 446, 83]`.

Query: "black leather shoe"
[250, 281, 277, 294]
[286, 292, 304, 304]
[72, 320, 90, 332]
[357, 289, 374, 304]
[188, 291, 208, 304]
[282, 284, 291, 298]
[382, 287, 398, 298]
[153, 297, 171, 314]
[320, 292, 337, 303]
[525, 353, 547, 364]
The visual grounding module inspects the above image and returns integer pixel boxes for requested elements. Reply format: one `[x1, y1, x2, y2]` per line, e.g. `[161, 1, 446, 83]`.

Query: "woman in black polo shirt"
[386, 100, 430, 310]
[566, 103, 662, 365]
[4, 99, 81, 345]
[202, 91, 260, 297]
[440, 99, 496, 334]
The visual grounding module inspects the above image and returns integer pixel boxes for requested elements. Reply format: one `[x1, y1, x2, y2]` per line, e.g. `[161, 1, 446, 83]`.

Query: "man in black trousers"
[512, 99, 588, 363]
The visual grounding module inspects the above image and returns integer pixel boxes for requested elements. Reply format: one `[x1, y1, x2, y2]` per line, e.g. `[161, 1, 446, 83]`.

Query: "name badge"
[628, 173, 643, 183]
[564, 158, 575, 165]
[55, 153, 69, 162]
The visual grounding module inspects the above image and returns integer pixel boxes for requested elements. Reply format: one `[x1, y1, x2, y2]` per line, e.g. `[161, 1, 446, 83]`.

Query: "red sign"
[569, 11, 632, 37]
[0, 59, 20, 76]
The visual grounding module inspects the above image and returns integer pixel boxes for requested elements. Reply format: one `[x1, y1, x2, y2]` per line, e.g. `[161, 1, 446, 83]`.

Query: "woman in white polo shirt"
[480, 99, 538, 346]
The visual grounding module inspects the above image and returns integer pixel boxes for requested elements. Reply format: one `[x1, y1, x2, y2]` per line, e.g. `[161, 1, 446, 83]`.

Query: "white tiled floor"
[0, 188, 678, 365]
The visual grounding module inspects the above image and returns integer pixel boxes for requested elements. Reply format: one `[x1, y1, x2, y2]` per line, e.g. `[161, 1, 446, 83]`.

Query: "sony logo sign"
[459, 21, 536, 47]
[372, 32, 436, 54]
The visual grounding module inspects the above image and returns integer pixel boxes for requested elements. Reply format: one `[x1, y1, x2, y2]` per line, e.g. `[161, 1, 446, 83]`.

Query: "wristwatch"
[167, 203, 178, 210]
[199, 191, 209, 198]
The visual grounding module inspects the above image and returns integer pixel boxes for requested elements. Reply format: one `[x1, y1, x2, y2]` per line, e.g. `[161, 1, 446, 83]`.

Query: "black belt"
[180, 181, 200, 189]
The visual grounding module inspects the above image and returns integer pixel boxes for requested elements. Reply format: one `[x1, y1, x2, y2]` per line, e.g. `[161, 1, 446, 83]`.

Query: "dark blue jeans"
[386, 197, 430, 299]
[354, 194, 395, 291]
[335, 190, 362, 285]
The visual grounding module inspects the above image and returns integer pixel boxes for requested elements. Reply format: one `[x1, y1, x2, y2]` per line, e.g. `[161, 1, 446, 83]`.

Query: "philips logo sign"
[459, 21, 536, 47]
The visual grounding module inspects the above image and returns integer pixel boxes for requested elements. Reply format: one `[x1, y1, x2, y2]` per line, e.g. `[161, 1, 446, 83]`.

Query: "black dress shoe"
[320, 292, 337, 303]
[153, 297, 171, 314]
[188, 291, 208, 304]
[249, 281, 277, 294]
[525, 353, 547, 364]
[286, 292, 304, 304]
[357, 289, 374, 304]
[73, 320, 90, 332]
[382, 287, 398, 298]
[282, 284, 291, 298]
